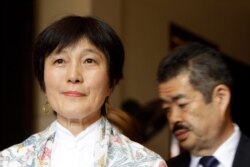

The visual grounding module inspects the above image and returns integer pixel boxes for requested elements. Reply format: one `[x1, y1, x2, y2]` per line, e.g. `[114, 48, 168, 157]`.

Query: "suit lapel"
[232, 134, 250, 167]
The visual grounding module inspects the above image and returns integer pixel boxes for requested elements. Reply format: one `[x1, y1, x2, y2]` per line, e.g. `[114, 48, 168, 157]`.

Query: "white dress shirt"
[51, 119, 101, 167]
[190, 124, 241, 167]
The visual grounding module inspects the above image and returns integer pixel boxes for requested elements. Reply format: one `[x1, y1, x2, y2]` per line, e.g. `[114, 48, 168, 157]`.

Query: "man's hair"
[157, 42, 233, 103]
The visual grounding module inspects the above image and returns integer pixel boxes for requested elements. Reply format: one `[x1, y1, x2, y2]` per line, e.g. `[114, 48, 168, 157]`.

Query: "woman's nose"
[67, 64, 83, 83]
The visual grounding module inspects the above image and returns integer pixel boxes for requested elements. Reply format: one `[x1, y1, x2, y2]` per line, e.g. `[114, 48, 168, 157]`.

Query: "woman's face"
[44, 38, 111, 122]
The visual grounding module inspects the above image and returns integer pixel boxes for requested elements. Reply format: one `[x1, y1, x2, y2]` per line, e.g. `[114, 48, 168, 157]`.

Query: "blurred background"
[2, 0, 250, 160]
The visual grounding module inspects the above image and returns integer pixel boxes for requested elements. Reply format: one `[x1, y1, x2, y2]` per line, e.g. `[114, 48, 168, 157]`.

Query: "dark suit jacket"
[166, 134, 250, 167]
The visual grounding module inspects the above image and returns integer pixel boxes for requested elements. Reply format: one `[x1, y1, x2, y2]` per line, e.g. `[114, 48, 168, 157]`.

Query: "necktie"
[199, 156, 219, 167]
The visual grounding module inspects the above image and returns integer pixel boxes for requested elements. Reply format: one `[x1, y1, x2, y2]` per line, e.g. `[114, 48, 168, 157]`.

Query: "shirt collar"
[54, 118, 101, 149]
[190, 124, 241, 167]
[214, 124, 240, 167]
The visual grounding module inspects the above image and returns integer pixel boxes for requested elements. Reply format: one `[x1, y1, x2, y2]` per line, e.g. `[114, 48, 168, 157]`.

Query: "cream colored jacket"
[0, 117, 167, 167]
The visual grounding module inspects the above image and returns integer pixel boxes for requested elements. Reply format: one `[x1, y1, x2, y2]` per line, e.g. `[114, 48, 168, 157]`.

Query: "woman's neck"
[56, 113, 101, 136]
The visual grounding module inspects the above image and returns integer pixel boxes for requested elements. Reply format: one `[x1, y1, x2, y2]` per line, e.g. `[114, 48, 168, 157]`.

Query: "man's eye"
[164, 107, 170, 115]
[179, 103, 188, 109]
[162, 104, 170, 115]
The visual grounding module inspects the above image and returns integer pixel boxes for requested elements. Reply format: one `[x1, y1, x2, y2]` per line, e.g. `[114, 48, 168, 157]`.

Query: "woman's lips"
[63, 91, 85, 97]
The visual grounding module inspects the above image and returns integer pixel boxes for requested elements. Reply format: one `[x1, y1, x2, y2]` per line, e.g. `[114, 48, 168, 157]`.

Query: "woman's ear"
[109, 81, 117, 94]
[212, 84, 231, 113]
[107, 86, 115, 97]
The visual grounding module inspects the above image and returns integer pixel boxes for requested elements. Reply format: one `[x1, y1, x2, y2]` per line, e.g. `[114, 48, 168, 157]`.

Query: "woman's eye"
[54, 59, 64, 64]
[84, 58, 95, 64]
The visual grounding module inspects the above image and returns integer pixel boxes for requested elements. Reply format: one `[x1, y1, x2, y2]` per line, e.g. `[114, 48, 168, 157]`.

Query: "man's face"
[158, 73, 223, 155]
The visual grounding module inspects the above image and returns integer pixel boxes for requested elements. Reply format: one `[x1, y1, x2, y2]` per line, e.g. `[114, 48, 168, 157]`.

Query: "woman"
[0, 15, 167, 167]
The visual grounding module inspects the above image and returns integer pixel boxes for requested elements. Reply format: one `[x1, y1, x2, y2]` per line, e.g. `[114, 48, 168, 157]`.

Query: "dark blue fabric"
[199, 156, 219, 167]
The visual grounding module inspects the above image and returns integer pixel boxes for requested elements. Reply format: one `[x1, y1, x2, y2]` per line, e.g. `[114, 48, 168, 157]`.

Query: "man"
[157, 42, 250, 167]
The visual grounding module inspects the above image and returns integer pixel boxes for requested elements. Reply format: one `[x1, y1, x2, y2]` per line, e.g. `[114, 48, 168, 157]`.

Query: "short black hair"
[157, 42, 232, 103]
[33, 15, 124, 91]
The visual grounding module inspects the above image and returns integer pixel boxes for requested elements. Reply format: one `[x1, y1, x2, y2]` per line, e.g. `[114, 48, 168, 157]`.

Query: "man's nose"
[168, 106, 182, 125]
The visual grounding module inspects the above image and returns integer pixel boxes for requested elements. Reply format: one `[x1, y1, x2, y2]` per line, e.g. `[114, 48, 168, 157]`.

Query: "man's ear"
[212, 84, 231, 113]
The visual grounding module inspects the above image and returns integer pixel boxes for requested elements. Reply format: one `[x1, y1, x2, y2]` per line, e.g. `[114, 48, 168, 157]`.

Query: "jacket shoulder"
[0, 134, 41, 166]
[167, 152, 190, 167]
[0, 123, 55, 166]
[233, 134, 250, 167]
[107, 124, 167, 166]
